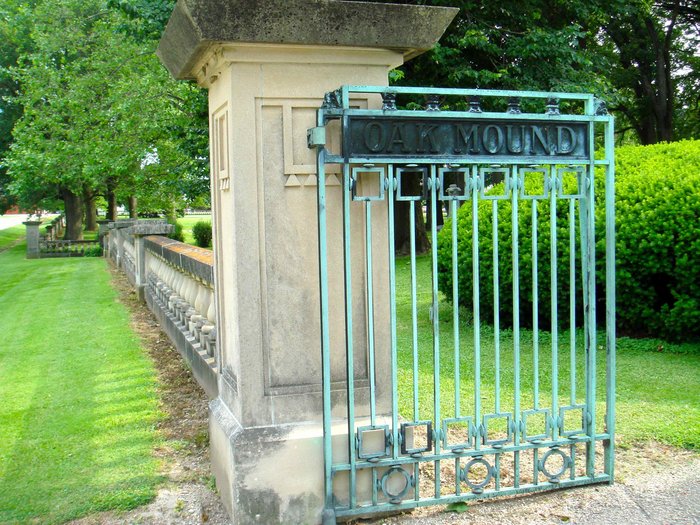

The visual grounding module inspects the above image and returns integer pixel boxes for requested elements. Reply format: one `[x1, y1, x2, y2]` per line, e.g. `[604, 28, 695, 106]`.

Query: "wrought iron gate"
[309, 86, 615, 523]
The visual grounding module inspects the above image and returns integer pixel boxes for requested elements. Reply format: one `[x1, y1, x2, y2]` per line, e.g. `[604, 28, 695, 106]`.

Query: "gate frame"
[310, 86, 615, 523]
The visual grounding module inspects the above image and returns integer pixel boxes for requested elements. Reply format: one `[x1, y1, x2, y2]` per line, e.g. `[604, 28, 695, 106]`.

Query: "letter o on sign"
[483, 125, 504, 154]
[363, 122, 386, 152]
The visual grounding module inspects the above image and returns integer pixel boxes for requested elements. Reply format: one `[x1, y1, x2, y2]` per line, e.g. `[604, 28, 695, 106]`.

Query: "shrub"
[604, 140, 700, 341]
[437, 171, 583, 333]
[83, 245, 103, 257]
[192, 221, 212, 248]
[437, 140, 700, 342]
[169, 221, 185, 243]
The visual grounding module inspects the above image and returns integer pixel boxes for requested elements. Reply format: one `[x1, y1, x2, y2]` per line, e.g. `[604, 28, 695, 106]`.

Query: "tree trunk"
[83, 187, 97, 231]
[165, 201, 178, 224]
[106, 190, 117, 221]
[128, 195, 138, 219]
[62, 188, 84, 240]
[393, 174, 430, 255]
[105, 177, 118, 221]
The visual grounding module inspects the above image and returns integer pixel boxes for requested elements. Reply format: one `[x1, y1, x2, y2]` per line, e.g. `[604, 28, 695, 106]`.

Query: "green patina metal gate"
[309, 86, 615, 523]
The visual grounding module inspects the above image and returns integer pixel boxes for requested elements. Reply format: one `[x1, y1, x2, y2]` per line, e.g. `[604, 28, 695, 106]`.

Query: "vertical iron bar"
[550, 168, 559, 441]
[531, 199, 539, 409]
[605, 118, 617, 481]
[492, 200, 501, 414]
[455, 458, 461, 496]
[495, 454, 501, 491]
[583, 120, 597, 477]
[410, 200, 420, 421]
[365, 200, 377, 426]
[472, 167, 482, 450]
[451, 196, 460, 418]
[569, 198, 576, 406]
[342, 161, 357, 508]
[316, 110, 334, 515]
[533, 448, 539, 486]
[511, 165, 521, 486]
[387, 166, 399, 459]
[430, 165, 442, 497]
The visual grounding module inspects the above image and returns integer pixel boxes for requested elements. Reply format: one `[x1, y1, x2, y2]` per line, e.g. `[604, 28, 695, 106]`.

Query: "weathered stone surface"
[157, 0, 458, 79]
[145, 283, 218, 398]
[23, 221, 41, 259]
[144, 236, 214, 286]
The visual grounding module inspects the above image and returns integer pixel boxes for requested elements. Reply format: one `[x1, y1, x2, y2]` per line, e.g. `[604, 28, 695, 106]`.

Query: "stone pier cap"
[157, 0, 459, 80]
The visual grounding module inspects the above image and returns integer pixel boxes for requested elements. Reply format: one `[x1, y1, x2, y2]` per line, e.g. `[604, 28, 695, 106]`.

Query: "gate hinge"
[307, 127, 326, 148]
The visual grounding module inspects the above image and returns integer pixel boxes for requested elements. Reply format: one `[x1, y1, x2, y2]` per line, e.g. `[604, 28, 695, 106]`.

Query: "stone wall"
[104, 219, 218, 398]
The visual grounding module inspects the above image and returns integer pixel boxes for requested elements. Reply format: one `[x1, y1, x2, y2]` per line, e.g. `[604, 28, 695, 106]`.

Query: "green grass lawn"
[0, 242, 162, 524]
[177, 214, 211, 246]
[0, 225, 26, 251]
[394, 254, 700, 449]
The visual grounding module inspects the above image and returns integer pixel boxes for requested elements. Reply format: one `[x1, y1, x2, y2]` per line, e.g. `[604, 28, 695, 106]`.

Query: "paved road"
[0, 214, 29, 230]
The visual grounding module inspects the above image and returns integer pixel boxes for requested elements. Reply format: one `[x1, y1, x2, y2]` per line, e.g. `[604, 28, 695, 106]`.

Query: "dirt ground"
[69, 266, 699, 525]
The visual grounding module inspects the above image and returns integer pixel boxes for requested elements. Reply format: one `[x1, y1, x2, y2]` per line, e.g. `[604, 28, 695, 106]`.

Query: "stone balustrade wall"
[103, 220, 218, 397]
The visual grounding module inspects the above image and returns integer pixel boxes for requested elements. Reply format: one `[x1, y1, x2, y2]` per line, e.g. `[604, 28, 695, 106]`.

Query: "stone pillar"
[112, 219, 135, 268]
[97, 219, 111, 248]
[23, 221, 42, 259]
[131, 221, 173, 301]
[158, 2, 456, 523]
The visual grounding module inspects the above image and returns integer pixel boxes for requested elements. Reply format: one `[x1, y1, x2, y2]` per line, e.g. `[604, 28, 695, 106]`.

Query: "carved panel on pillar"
[256, 97, 368, 188]
[257, 98, 370, 401]
[212, 104, 231, 192]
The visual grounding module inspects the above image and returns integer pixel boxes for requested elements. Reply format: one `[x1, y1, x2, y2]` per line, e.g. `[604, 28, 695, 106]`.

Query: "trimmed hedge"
[437, 140, 700, 342]
[192, 220, 212, 248]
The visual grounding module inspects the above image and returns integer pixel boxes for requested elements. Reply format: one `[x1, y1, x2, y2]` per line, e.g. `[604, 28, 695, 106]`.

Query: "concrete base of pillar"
[209, 399, 326, 524]
[209, 400, 404, 524]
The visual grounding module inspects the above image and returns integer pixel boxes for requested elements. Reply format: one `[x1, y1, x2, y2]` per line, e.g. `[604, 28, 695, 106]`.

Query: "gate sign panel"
[346, 117, 589, 161]
[310, 86, 615, 524]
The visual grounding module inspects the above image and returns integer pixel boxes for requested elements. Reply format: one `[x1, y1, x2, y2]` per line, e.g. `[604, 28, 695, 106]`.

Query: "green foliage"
[437, 140, 700, 342]
[437, 171, 583, 331]
[604, 140, 700, 341]
[2, 0, 209, 221]
[169, 221, 185, 243]
[191, 220, 212, 248]
[83, 245, 104, 257]
[377, 0, 699, 145]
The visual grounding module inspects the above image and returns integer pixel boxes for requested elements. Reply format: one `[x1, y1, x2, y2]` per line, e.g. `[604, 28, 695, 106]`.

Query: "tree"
[0, 0, 37, 213]
[5, 0, 210, 237]
[600, 0, 700, 143]
[370, 0, 698, 145]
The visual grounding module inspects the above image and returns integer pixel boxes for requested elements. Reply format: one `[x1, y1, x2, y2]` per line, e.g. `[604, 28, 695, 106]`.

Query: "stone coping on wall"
[157, 0, 459, 79]
[144, 235, 214, 287]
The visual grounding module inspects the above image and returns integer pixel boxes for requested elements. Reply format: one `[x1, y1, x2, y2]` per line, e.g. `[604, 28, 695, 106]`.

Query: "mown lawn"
[0, 225, 25, 251]
[394, 254, 700, 449]
[0, 242, 162, 524]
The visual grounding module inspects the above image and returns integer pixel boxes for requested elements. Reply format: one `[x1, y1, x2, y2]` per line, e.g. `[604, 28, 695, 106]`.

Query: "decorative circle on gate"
[460, 457, 493, 494]
[539, 448, 571, 482]
[380, 466, 412, 504]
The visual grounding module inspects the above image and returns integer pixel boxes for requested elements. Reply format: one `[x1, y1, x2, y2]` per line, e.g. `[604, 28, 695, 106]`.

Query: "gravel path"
[368, 450, 700, 525]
